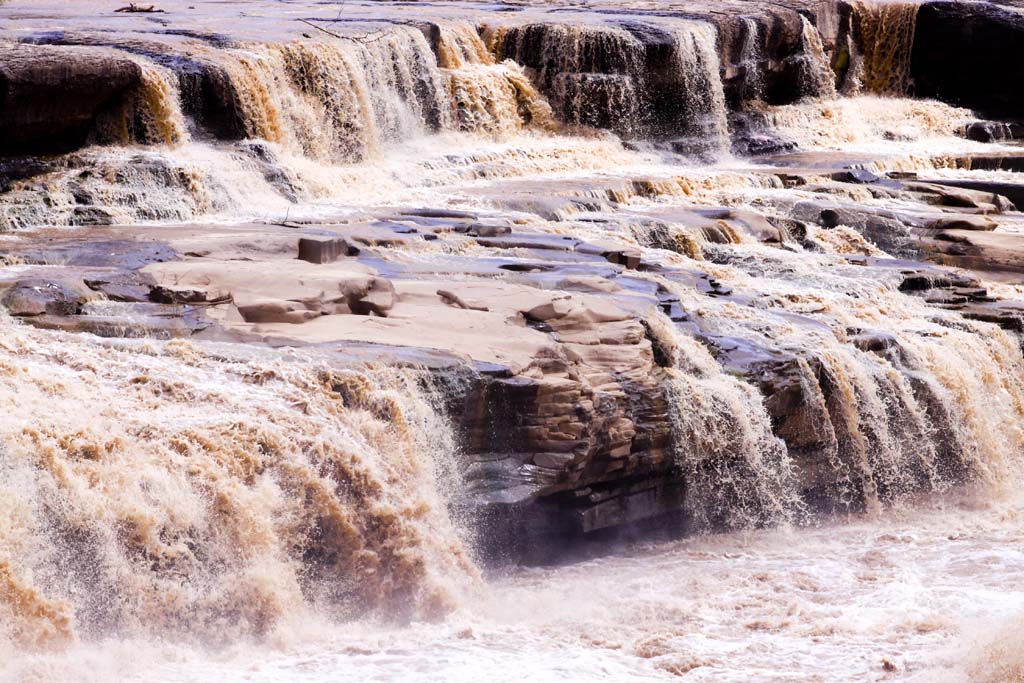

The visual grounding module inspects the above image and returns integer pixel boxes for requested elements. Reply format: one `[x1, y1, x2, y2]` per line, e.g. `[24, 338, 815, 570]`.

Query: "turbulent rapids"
[3, 0, 1024, 680]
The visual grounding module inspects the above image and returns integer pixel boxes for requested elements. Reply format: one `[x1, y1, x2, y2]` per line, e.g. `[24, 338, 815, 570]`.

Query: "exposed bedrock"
[911, 1, 1024, 119]
[0, 43, 142, 155]
[5, 0, 1024, 158]
[4, 207, 1012, 561]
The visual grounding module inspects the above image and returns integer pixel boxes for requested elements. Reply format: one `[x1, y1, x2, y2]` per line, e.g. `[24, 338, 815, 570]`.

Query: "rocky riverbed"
[3, 0, 1024, 676]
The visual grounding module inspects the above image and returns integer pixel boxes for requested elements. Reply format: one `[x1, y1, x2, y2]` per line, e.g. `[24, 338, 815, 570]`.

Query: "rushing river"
[4, 493, 1022, 682]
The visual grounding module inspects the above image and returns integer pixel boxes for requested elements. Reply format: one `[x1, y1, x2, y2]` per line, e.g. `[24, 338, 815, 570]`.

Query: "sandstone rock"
[467, 224, 512, 238]
[600, 248, 642, 270]
[926, 215, 997, 232]
[84, 271, 157, 303]
[917, 179, 1022, 212]
[237, 299, 320, 324]
[1, 278, 92, 316]
[342, 277, 395, 317]
[0, 43, 141, 155]
[25, 312, 198, 339]
[297, 236, 360, 264]
[70, 206, 116, 226]
[150, 286, 215, 305]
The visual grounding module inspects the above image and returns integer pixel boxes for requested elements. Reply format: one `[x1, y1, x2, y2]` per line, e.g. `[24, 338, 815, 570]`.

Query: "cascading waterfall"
[736, 17, 765, 102]
[850, 0, 920, 95]
[665, 21, 731, 146]
[7, 1, 1024, 677]
[490, 20, 731, 148]
[798, 15, 838, 99]
[653, 242, 1024, 509]
[216, 29, 451, 163]
[438, 21, 556, 134]
[646, 314, 804, 530]
[488, 22, 647, 135]
[0, 326, 479, 648]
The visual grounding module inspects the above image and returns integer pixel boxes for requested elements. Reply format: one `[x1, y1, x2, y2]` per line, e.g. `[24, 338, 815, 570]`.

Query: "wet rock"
[959, 301, 1024, 333]
[925, 215, 997, 232]
[8, 239, 177, 270]
[70, 206, 116, 226]
[172, 57, 247, 140]
[907, 181, 1006, 212]
[237, 300, 320, 324]
[26, 312, 199, 339]
[793, 201, 920, 257]
[732, 132, 798, 157]
[916, 179, 1023, 212]
[150, 286, 214, 305]
[913, 1, 1024, 119]
[0, 43, 141, 155]
[964, 121, 1024, 143]
[1, 278, 93, 316]
[833, 169, 882, 185]
[467, 224, 512, 238]
[819, 208, 841, 229]
[897, 267, 979, 292]
[401, 208, 478, 220]
[83, 271, 157, 303]
[599, 248, 642, 270]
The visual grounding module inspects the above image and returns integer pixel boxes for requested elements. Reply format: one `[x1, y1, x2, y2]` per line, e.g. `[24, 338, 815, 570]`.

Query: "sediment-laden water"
[2, 0, 1024, 680]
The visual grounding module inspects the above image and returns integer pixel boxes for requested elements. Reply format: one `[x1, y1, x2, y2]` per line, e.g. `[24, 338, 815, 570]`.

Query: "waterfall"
[850, 0, 920, 95]
[213, 28, 451, 163]
[737, 17, 765, 102]
[490, 22, 647, 135]
[666, 22, 731, 145]
[86, 58, 190, 148]
[645, 239, 1024, 514]
[646, 315, 803, 529]
[438, 21, 556, 134]
[798, 16, 838, 99]
[0, 327, 478, 647]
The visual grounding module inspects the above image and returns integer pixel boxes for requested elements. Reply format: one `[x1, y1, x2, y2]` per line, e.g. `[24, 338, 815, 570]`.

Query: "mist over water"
[3, 0, 1024, 680]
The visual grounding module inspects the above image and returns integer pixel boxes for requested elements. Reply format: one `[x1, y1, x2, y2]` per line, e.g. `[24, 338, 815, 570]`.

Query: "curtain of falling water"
[850, 0, 920, 96]
[0, 327, 480, 649]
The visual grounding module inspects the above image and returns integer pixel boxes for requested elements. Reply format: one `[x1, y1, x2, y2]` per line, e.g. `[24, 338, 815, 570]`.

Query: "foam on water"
[9, 494, 1023, 683]
[4, 3, 1024, 680]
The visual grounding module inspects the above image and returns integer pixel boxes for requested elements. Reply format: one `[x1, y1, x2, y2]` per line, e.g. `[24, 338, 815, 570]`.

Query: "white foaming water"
[0, 323, 480, 659]
[10, 494, 1021, 683]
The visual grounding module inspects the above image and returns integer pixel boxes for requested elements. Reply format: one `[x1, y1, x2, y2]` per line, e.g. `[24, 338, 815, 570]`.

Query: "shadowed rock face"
[912, 1, 1024, 119]
[0, 43, 141, 154]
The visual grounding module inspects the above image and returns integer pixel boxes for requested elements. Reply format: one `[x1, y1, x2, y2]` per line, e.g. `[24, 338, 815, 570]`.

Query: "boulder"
[342, 277, 395, 317]
[964, 121, 1024, 143]
[1, 278, 93, 316]
[297, 236, 360, 264]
